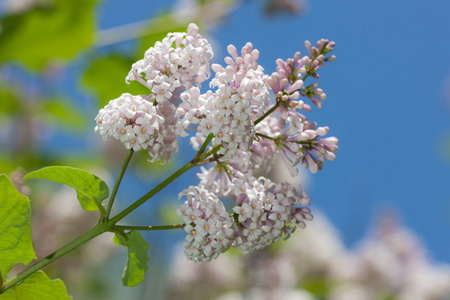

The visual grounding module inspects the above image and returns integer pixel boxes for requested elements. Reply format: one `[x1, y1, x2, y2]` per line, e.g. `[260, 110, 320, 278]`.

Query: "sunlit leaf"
[113, 230, 151, 287]
[0, 0, 99, 69]
[82, 55, 150, 108]
[23, 166, 108, 212]
[0, 271, 71, 300]
[0, 175, 36, 279]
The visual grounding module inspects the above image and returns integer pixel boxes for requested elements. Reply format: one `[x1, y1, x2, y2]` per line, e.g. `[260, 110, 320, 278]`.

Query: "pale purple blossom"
[126, 23, 213, 104]
[231, 177, 312, 254]
[94, 93, 179, 164]
[179, 42, 270, 161]
[177, 186, 235, 263]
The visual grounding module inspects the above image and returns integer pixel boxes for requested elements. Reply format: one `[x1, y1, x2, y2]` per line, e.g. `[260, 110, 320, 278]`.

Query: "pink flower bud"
[227, 44, 239, 60]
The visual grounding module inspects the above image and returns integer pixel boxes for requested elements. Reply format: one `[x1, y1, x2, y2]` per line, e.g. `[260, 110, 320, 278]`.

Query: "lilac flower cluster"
[94, 93, 179, 163]
[178, 177, 313, 261]
[231, 177, 312, 254]
[177, 186, 235, 263]
[178, 43, 269, 160]
[94, 23, 338, 263]
[95, 23, 213, 163]
[125, 23, 213, 102]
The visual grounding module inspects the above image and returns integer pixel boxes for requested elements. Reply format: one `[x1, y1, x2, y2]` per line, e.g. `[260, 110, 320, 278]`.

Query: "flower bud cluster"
[94, 93, 179, 163]
[298, 125, 338, 174]
[278, 120, 338, 175]
[264, 38, 335, 109]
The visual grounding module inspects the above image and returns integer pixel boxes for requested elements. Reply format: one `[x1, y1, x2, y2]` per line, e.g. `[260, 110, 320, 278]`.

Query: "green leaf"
[23, 166, 109, 212]
[82, 55, 150, 108]
[0, 175, 36, 279]
[0, 0, 99, 70]
[0, 271, 71, 300]
[0, 289, 14, 300]
[113, 230, 151, 287]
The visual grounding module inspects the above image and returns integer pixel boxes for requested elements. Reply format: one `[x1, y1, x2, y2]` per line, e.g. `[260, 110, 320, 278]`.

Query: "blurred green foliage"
[82, 55, 149, 107]
[42, 99, 87, 131]
[0, 86, 19, 113]
[0, 0, 99, 69]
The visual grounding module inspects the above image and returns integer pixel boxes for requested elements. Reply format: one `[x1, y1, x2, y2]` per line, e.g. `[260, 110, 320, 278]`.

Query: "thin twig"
[95, 2, 237, 47]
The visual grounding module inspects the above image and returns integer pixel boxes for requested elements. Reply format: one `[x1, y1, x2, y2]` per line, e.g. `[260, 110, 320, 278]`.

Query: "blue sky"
[97, 0, 450, 262]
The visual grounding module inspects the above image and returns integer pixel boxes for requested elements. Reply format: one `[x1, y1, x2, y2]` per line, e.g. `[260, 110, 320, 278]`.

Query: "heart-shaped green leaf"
[23, 166, 109, 212]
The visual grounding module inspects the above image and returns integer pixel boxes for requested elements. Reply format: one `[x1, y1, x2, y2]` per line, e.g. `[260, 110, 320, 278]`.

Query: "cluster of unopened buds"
[95, 23, 338, 263]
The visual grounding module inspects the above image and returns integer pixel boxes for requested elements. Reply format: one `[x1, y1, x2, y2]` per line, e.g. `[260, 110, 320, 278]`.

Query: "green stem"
[108, 160, 195, 225]
[192, 133, 214, 163]
[202, 144, 221, 160]
[105, 149, 134, 220]
[113, 224, 186, 231]
[254, 101, 280, 125]
[256, 133, 276, 141]
[109, 141, 225, 227]
[2, 223, 108, 292]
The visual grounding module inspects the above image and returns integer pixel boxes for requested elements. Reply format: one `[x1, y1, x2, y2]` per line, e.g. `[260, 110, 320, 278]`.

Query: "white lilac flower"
[177, 186, 235, 263]
[94, 93, 179, 164]
[126, 23, 213, 104]
[177, 87, 214, 130]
